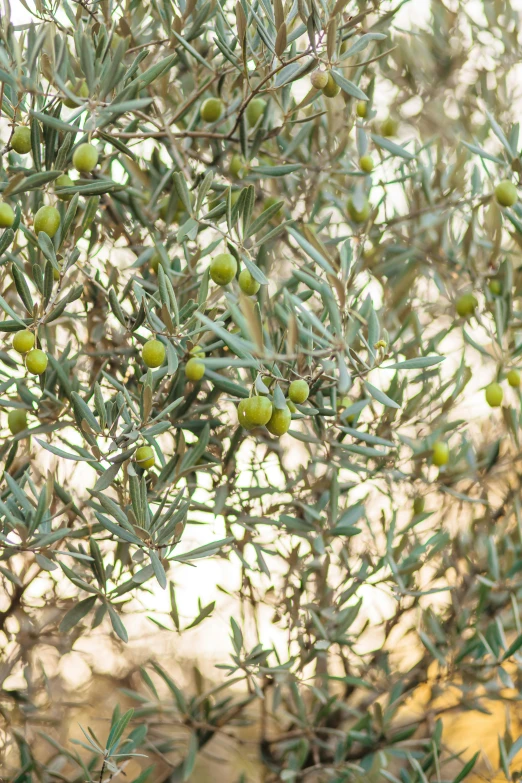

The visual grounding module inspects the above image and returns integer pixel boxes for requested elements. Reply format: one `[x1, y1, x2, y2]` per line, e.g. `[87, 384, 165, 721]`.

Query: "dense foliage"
[3, 0, 522, 781]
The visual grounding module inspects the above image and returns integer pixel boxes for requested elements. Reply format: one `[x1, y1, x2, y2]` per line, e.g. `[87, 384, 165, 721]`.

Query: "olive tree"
[2, 0, 522, 781]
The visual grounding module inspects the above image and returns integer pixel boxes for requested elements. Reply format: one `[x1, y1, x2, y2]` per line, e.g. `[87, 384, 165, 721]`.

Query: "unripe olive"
[34, 206, 61, 238]
[209, 253, 237, 285]
[13, 330, 35, 354]
[190, 345, 205, 358]
[356, 100, 367, 118]
[185, 357, 205, 381]
[201, 97, 223, 123]
[507, 369, 521, 387]
[311, 71, 329, 90]
[488, 279, 502, 296]
[381, 117, 398, 137]
[359, 155, 374, 173]
[26, 348, 48, 375]
[347, 196, 371, 223]
[495, 180, 518, 207]
[0, 202, 15, 227]
[237, 396, 273, 429]
[208, 190, 241, 216]
[110, 33, 122, 51]
[150, 252, 160, 273]
[238, 268, 260, 296]
[158, 192, 193, 223]
[485, 382, 503, 408]
[246, 98, 267, 127]
[266, 404, 292, 436]
[142, 339, 166, 368]
[135, 445, 155, 469]
[322, 73, 340, 98]
[54, 174, 74, 199]
[8, 409, 27, 435]
[432, 440, 449, 467]
[288, 379, 309, 404]
[262, 196, 283, 217]
[72, 142, 98, 173]
[229, 154, 246, 178]
[455, 293, 477, 318]
[63, 79, 89, 108]
[158, 196, 176, 222]
[337, 396, 350, 410]
[11, 126, 32, 154]
[413, 496, 425, 515]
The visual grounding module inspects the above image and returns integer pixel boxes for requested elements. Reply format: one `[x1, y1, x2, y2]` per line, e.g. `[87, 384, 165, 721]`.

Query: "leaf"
[364, 381, 400, 409]
[451, 752, 480, 783]
[485, 108, 515, 159]
[183, 732, 199, 781]
[236, 1, 247, 42]
[149, 550, 167, 590]
[462, 141, 504, 164]
[95, 512, 142, 545]
[136, 53, 178, 87]
[91, 491, 132, 530]
[60, 596, 97, 632]
[9, 170, 64, 196]
[11, 264, 34, 314]
[241, 185, 256, 235]
[195, 312, 258, 361]
[173, 172, 193, 214]
[0, 229, 14, 257]
[242, 254, 269, 285]
[273, 383, 287, 410]
[371, 134, 416, 160]
[331, 70, 368, 100]
[341, 32, 387, 57]
[383, 356, 445, 370]
[38, 231, 58, 266]
[107, 603, 129, 642]
[170, 30, 214, 70]
[35, 438, 98, 462]
[106, 708, 135, 753]
[102, 97, 153, 116]
[251, 164, 301, 177]
[287, 227, 336, 275]
[55, 180, 125, 196]
[274, 62, 306, 88]
[30, 110, 82, 134]
[245, 200, 284, 238]
[71, 392, 102, 433]
[334, 504, 365, 530]
[502, 633, 522, 661]
[93, 463, 122, 492]
[418, 630, 445, 665]
[170, 537, 234, 562]
[186, 601, 215, 629]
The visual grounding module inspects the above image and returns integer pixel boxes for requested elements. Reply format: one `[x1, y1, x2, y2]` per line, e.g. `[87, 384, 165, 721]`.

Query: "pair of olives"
[141, 340, 206, 381]
[207, 253, 261, 295]
[12, 329, 48, 374]
[237, 396, 291, 436]
[200, 96, 267, 127]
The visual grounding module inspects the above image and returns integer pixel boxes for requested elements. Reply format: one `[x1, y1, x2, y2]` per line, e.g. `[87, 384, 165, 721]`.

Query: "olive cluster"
[0, 128, 99, 237]
[237, 380, 310, 437]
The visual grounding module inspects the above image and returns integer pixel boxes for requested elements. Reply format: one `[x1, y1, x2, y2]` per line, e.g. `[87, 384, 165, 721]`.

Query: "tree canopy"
[2, 1, 522, 781]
